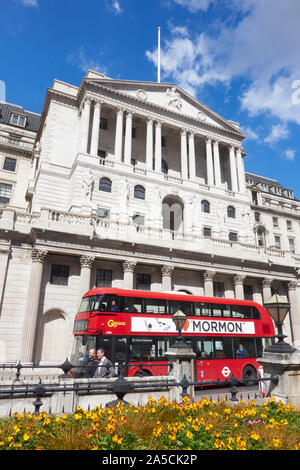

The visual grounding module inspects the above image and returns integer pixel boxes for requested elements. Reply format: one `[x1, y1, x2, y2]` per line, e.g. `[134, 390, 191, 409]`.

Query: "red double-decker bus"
[71, 287, 275, 382]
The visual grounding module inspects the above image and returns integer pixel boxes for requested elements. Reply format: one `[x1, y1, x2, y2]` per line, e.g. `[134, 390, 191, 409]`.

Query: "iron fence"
[0, 358, 279, 416]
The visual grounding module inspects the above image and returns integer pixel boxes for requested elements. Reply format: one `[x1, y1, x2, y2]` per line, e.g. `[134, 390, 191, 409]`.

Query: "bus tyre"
[134, 369, 152, 377]
[242, 365, 257, 385]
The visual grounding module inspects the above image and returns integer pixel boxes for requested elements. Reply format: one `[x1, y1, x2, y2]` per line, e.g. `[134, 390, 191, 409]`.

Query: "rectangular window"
[243, 285, 253, 300]
[203, 227, 212, 237]
[169, 300, 193, 316]
[3, 157, 17, 172]
[286, 220, 292, 230]
[50, 264, 70, 286]
[272, 217, 278, 227]
[136, 273, 151, 291]
[289, 238, 295, 253]
[100, 118, 108, 130]
[213, 281, 224, 298]
[96, 269, 112, 287]
[10, 114, 26, 127]
[0, 182, 12, 204]
[274, 235, 281, 249]
[211, 304, 231, 317]
[194, 302, 211, 316]
[195, 338, 214, 359]
[123, 297, 143, 313]
[229, 231, 238, 242]
[144, 298, 167, 314]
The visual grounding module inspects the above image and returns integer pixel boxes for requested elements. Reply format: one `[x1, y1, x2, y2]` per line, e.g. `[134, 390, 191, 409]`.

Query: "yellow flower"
[0, 442, 5, 447]
[168, 433, 176, 441]
[272, 438, 282, 448]
[23, 433, 30, 442]
[112, 434, 123, 445]
[250, 432, 260, 441]
[186, 430, 193, 439]
[73, 413, 82, 420]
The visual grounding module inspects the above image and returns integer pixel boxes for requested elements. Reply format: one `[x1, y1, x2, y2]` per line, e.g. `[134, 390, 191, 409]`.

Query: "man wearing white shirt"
[94, 348, 115, 378]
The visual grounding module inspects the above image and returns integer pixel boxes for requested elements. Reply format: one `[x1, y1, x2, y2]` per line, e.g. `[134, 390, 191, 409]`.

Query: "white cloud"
[67, 47, 108, 75]
[105, 0, 122, 15]
[284, 149, 296, 161]
[264, 124, 289, 145]
[242, 127, 259, 141]
[147, 0, 300, 125]
[20, 0, 38, 6]
[173, 0, 214, 12]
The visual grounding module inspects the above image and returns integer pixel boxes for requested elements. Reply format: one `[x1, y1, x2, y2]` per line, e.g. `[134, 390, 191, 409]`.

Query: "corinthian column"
[205, 138, 214, 186]
[180, 129, 188, 180]
[229, 145, 238, 192]
[114, 108, 123, 162]
[122, 261, 136, 289]
[90, 101, 101, 156]
[213, 140, 221, 187]
[22, 249, 48, 363]
[236, 147, 246, 193]
[188, 132, 196, 180]
[203, 270, 215, 297]
[233, 274, 246, 299]
[124, 111, 133, 165]
[80, 97, 91, 154]
[146, 117, 154, 170]
[161, 265, 174, 291]
[288, 281, 300, 348]
[79, 255, 95, 300]
[262, 278, 273, 303]
[154, 121, 162, 172]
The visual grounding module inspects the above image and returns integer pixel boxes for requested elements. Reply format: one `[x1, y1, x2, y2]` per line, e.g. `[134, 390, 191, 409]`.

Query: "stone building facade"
[0, 70, 299, 365]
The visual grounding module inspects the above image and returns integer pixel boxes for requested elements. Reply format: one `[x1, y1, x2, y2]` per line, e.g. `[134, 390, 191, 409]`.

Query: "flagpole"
[157, 26, 161, 83]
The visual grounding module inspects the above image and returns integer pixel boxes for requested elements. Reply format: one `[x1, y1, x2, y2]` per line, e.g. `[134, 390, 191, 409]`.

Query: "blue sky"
[1, 0, 300, 198]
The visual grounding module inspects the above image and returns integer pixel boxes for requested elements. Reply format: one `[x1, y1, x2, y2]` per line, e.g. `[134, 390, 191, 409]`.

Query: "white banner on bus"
[131, 317, 255, 335]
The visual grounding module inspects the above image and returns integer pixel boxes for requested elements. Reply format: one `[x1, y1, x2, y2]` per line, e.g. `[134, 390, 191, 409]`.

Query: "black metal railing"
[0, 358, 279, 415]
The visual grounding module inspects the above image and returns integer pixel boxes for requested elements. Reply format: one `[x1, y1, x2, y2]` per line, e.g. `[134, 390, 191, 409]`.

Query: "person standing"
[84, 348, 98, 378]
[94, 348, 116, 378]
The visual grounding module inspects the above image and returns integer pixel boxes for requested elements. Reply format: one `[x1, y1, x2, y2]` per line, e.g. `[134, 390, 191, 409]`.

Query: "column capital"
[146, 116, 154, 124]
[80, 255, 95, 269]
[188, 131, 195, 138]
[262, 277, 273, 288]
[161, 265, 174, 277]
[205, 136, 212, 144]
[31, 249, 47, 263]
[116, 107, 124, 115]
[203, 270, 216, 281]
[94, 99, 102, 108]
[233, 274, 246, 285]
[180, 128, 187, 136]
[288, 280, 298, 291]
[122, 260, 137, 273]
[155, 120, 162, 128]
[126, 110, 133, 118]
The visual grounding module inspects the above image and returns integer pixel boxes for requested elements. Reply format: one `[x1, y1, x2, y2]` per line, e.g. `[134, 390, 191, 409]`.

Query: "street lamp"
[264, 293, 296, 354]
[172, 310, 188, 348]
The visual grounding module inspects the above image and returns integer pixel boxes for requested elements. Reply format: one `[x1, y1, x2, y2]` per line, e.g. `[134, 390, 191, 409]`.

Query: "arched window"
[99, 177, 112, 193]
[134, 184, 145, 200]
[201, 200, 210, 213]
[227, 206, 236, 218]
[161, 159, 168, 174]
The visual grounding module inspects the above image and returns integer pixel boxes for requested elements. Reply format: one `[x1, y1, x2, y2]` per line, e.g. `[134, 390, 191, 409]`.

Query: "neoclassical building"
[0, 70, 299, 364]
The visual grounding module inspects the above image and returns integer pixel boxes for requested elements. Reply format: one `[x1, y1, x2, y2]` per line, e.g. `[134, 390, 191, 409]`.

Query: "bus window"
[78, 296, 93, 313]
[194, 303, 211, 316]
[212, 304, 230, 317]
[231, 305, 255, 319]
[129, 338, 155, 361]
[114, 337, 127, 363]
[123, 297, 143, 313]
[92, 295, 108, 311]
[145, 299, 167, 314]
[215, 340, 225, 359]
[233, 338, 256, 358]
[157, 338, 171, 359]
[195, 338, 214, 359]
[169, 300, 193, 316]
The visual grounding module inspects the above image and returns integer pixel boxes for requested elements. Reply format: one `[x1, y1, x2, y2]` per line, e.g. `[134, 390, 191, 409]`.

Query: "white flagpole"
[157, 27, 161, 83]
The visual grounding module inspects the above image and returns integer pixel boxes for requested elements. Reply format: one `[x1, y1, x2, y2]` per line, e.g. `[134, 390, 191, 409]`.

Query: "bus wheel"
[134, 369, 152, 377]
[242, 365, 257, 385]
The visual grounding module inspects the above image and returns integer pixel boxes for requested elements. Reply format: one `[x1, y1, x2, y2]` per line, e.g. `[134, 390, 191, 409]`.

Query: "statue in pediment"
[166, 87, 182, 111]
[82, 168, 94, 202]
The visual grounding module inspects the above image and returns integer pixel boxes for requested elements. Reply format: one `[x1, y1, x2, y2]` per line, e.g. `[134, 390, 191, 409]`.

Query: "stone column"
[161, 265, 174, 291]
[80, 97, 91, 154]
[154, 121, 162, 172]
[188, 132, 196, 180]
[287, 281, 300, 349]
[146, 117, 154, 171]
[90, 101, 101, 156]
[124, 111, 133, 165]
[205, 138, 214, 186]
[233, 274, 246, 299]
[122, 261, 136, 289]
[262, 278, 273, 302]
[229, 145, 238, 193]
[114, 108, 124, 162]
[22, 249, 47, 363]
[180, 129, 188, 180]
[213, 140, 222, 187]
[79, 255, 95, 300]
[0, 247, 10, 309]
[236, 147, 246, 193]
[203, 270, 215, 297]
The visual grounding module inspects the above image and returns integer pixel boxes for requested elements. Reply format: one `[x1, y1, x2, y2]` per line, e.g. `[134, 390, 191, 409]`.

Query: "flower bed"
[0, 396, 299, 450]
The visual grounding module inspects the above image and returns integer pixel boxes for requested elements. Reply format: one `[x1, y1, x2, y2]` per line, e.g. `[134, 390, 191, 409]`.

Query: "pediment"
[86, 78, 244, 136]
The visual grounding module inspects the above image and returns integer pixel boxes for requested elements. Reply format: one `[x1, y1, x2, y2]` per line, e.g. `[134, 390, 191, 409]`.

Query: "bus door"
[195, 338, 215, 382]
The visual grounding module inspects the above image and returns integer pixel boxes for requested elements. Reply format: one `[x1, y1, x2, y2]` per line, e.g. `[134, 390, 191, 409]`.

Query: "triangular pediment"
[85, 76, 244, 136]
